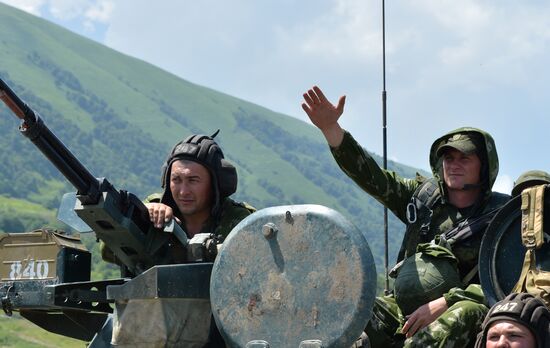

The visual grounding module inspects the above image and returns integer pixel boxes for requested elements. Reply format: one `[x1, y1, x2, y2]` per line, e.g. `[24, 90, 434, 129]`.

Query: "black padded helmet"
[160, 130, 237, 215]
[475, 292, 550, 348]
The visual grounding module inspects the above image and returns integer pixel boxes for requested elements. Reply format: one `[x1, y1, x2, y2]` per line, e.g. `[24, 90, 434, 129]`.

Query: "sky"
[3, 0, 550, 194]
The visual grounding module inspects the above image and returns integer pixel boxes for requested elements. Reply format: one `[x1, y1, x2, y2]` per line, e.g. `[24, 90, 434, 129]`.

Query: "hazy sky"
[3, 0, 550, 194]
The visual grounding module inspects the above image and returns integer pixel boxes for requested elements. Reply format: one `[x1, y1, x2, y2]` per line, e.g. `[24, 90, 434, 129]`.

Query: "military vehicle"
[2, 75, 549, 347]
[479, 184, 550, 307]
[0, 77, 378, 347]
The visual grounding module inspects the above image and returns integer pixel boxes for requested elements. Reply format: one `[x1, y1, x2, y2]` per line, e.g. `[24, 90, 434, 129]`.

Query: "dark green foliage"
[257, 178, 285, 201]
[28, 51, 83, 92]
[0, 198, 60, 233]
[0, 216, 25, 232]
[154, 98, 189, 128]
[80, 234, 121, 280]
[24, 52, 166, 195]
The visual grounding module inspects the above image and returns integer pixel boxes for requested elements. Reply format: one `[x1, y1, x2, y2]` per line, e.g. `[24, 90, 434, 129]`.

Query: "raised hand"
[301, 86, 346, 147]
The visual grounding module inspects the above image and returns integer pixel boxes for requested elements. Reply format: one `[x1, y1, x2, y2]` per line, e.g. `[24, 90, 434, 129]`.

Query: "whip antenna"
[382, 0, 390, 295]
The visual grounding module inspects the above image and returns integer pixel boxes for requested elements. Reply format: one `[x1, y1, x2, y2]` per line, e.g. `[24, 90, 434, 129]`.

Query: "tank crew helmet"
[160, 130, 238, 216]
[511, 170, 550, 197]
[474, 292, 550, 348]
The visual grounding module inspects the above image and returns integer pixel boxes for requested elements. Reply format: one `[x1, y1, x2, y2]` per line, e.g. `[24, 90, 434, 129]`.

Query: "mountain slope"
[0, 2, 428, 269]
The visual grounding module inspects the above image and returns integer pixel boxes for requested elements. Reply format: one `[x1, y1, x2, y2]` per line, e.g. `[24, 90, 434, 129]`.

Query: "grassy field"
[0, 313, 84, 348]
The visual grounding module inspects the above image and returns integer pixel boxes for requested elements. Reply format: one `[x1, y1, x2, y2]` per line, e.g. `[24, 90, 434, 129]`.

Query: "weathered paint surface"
[210, 204, 377, 347]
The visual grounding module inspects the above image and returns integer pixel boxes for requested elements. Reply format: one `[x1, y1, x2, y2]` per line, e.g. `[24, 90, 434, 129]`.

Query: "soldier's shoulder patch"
[235, 201, 256, 213]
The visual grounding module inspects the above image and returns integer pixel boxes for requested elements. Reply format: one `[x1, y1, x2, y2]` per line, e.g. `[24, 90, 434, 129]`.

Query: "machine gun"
[0, 78, 379, 347]
[0, 78, 216, 276]
[0, 78, 218, 343]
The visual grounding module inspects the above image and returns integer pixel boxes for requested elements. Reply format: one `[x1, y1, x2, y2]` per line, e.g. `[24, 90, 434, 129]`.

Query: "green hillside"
[0, 2, 429, 265]
[0, 3, 428, 345]
[0, 314, 83, 347]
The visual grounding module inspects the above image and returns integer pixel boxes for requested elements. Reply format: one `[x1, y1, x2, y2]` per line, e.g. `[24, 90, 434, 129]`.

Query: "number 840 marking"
[8, 260, 50, 280]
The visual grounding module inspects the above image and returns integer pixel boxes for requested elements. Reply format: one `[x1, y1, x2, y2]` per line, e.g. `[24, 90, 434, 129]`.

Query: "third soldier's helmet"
[160, 130, 237, 213]
[512, 170, 550, 197]
[474, 292, 550, 348]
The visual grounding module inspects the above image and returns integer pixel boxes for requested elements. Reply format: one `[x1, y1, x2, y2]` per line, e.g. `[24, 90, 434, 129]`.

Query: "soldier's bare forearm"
[322, 123, 345, 148]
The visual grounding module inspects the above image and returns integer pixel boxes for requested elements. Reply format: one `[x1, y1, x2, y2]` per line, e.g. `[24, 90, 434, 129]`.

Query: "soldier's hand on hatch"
[145, 202, 175, 229]
[301, 86, 346, 131]
[401, 297, 448, 338]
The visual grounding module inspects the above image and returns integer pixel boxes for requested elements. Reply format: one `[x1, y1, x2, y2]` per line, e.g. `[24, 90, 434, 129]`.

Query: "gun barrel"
[0, 78, 100, 203]
[0, 87, 25, 119]
[0, 77, 169, 275]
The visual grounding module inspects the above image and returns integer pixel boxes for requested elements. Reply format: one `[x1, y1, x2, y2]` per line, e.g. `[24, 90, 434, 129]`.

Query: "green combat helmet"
[474, 292, 550, 348]
[512, 170, 550, 197]
[393, 243, 463, 315]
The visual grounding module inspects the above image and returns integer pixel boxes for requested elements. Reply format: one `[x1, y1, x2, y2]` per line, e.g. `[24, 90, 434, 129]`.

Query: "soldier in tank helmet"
[475, 292, 550, 348]
[145, 130, 255, 260]
[302, 86, 510, 347]
[100, 131, 255, 347]
[101, 130, 255, 264]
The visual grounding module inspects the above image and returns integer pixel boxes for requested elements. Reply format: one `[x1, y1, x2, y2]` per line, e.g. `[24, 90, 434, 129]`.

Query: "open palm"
[301, 86, 346, 131]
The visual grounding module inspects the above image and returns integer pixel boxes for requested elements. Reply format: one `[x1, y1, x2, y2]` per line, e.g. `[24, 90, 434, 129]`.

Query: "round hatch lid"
[210, 204, 377, 348]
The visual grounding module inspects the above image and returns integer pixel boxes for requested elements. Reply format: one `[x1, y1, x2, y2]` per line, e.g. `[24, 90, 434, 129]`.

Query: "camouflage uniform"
[142, 193, 255, 264]
[100, 194, 254, 264]
[198, 198, 254, 239]
[101, 131, 255, 266]
[331, 128, 509, 348]
[144, 192, 253, 239]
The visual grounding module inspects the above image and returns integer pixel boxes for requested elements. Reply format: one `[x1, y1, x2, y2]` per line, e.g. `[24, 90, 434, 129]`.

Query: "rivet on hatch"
[285, 210, 293, 224]
[262, 223, 277, 239]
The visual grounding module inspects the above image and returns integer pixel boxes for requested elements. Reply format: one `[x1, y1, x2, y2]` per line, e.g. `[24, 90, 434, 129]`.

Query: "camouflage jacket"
[145, 193, 255, 241]
[331, 130, 509, 306]
[101, 195, 255, 264]
[200, 198, 256, 240]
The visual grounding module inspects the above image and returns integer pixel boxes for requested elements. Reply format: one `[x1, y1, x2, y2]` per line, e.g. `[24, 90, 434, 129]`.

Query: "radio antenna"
[381, 0, 390, 295]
